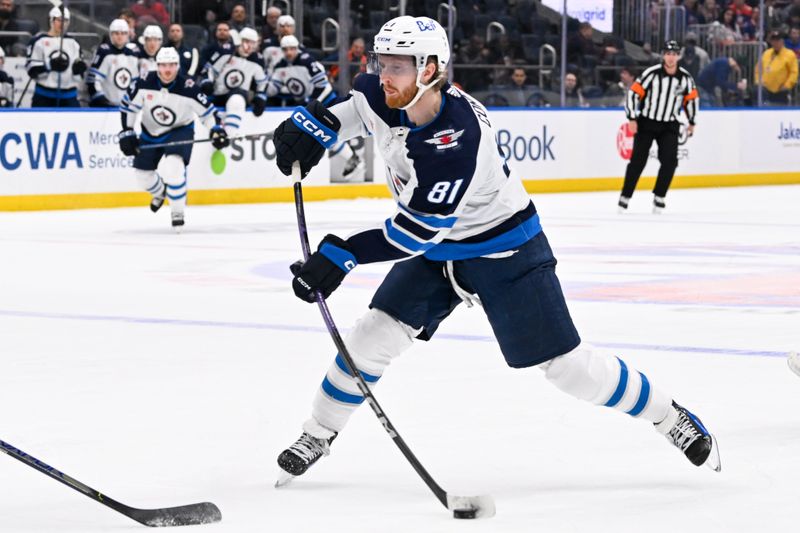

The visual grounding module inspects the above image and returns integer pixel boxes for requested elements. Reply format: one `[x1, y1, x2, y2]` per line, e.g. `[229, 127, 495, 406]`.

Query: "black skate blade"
[446, 495, 495, 519]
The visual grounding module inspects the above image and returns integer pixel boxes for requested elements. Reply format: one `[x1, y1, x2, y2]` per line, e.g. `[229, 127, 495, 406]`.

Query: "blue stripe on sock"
[626, 372, 650, 416]
[334, 353, 380, 383]
[604, 357, 628, 408]
[167, 191, 186, 201]
[166, 180, 187, 190]
[321, 376, 364, 404]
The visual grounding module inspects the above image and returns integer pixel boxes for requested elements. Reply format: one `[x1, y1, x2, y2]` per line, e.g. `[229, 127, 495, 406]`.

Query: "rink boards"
[0, 107, 798, 211]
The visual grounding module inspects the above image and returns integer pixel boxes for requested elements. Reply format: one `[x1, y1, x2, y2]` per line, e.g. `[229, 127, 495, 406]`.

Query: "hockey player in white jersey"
[0, 47, 13, 107]
[119, 47, 229, 229]
[272, 16, 721, 484]
[87, 19, 139, 107]
[199, 27, 267, 135]
[136, 25, 162, 79]
[25, 7, 87, 107]
[262, 14, 299, 75]
[267, 35, 332, 107]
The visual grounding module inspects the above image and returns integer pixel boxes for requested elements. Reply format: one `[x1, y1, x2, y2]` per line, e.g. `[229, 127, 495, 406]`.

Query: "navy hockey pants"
[370, 231, 581, 368]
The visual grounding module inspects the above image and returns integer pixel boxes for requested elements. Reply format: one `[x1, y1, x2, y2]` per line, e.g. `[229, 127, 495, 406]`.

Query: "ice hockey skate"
[342, 153, 363, 177]
[656, 401, 720, 472]
[275, 431, 337, 487]
[171, 211, 184, 232]
[653, 195, 666, 214]
[150, 183, 166, 213]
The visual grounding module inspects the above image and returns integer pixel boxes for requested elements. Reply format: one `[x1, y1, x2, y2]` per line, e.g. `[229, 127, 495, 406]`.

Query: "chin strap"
[399, 68, 444, 110]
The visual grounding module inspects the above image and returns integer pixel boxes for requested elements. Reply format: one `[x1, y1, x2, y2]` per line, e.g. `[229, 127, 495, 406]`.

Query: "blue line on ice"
[0, 309, 787, 359]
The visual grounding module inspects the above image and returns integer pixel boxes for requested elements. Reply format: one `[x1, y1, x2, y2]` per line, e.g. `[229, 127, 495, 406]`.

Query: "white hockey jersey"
[268, 52, 331, 105]
[326, 74, 537, 263]
[202, 45, 268, 98]
[25, 32, 82, 90]
[87, 43, 139, 105]
[121, 71, 219, 139]
[137, 47, 158, 80]
[0, 70, 13, 106]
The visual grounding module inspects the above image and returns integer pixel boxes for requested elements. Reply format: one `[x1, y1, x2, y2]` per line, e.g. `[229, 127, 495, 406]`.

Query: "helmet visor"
[367, 52, 418, 78]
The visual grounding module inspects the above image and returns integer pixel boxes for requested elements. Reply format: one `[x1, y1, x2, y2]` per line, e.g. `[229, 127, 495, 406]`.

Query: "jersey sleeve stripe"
[393, 212, 438, 241]
[397, 204, 457, 229]
[384, 219, 436, 253]
[89, 68, 107, 79]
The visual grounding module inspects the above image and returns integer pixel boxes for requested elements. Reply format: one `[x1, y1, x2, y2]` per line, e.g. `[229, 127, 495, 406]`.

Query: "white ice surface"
[0, 185, 799, 533]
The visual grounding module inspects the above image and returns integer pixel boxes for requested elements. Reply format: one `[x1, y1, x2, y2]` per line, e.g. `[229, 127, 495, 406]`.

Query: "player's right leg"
[222, 91, 246, 136]
[132, 149, 166, 213]
[277, 256, 460, 484]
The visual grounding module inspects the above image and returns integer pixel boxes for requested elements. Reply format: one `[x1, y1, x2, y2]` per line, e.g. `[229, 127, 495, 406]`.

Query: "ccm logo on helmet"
[291, 110, 337, 148]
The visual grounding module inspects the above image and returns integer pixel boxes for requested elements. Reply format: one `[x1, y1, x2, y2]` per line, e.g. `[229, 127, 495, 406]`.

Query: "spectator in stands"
[328, 37, 367, 85]
[782, 0, 800, 27]
[503, 67, 535, 106]
[456, 34, 491, 92]
[563, 71, 587, 107]
[710, 9, 743, 46]
[568, 22, 600, 66]
[755, 30, 799, 104]
[487, 34, 522, 85]
[731, 0, 753, 19]
[604, 66, 634, 106]
[0, 45, 14, 106]
[739, 7, 759, 41]
[698, 0, 721, 25]
[785, 26, 800, 58]
[168, 23, 199, 77]
[680, 32, 711, 78]
[228, 3, 248, 32]
[200, 20, 232, 68]
[0, 0, 24, 56]
[683, 0, 706, 25]
[261, 6, 281, 41]
[131, 0, 170, 27]
[180, 0, 225, 27]
[697, 56, 747, 106]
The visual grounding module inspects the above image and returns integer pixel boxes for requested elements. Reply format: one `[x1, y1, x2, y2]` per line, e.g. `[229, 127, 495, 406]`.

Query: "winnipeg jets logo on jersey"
[424, 129, 465, 150]
[223, 69, 245, 89]
[151, 105, 177, 126]
[114, 67, 133, 89]
[25, 33, 82, 90]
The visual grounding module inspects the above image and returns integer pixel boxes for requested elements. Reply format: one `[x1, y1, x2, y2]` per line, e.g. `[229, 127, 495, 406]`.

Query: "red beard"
[383, 82, 419, 109]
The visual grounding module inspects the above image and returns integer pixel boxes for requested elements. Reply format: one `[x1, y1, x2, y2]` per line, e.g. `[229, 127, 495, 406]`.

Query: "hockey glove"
[72, 61, 87, 76]
[209, 125, 230, 150]
[27, 65, 48, 78]
[200, 80, 215, 96]
[118, 129, 139, 156]
[252, 97, 266, 117]
[49, 55, 69, 73]
[272, 100, 340, 178]
[291, 234, 357, 303]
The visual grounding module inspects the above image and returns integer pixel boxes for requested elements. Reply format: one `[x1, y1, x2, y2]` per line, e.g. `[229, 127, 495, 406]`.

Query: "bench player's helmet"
[372, 16, 451, 109]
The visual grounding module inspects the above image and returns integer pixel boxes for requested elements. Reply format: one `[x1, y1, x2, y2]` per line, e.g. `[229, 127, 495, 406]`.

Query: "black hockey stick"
[0, 438, 221, 527]
[290, 163, 495, 519]
[138, 132, 269, 151]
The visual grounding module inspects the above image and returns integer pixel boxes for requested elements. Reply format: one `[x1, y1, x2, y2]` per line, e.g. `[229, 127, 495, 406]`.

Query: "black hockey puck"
[453, 508, 477, 519]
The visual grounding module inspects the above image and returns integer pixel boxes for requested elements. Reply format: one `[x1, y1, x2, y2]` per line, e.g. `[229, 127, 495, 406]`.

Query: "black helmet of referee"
[662, 40, 681, 53]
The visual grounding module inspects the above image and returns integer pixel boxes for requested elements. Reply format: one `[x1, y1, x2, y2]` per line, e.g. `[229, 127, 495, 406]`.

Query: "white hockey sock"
[159, 155, 187, 213]
[224, 93, 246, 135]
[134, 169, 163, 196]
[542, 344, 672, 423]
[308, 309, 417, 434]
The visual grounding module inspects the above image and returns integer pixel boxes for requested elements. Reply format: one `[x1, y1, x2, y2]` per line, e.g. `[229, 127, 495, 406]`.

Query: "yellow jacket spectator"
[755, 31, 799, 104]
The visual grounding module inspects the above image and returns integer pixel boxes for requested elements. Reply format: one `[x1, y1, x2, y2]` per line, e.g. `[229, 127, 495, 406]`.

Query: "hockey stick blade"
[0, 438, 222, 527]
[125, 502, 222, 527]
[447, 495, 496, 519]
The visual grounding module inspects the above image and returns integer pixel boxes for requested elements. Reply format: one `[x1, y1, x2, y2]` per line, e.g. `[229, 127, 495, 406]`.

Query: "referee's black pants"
[622, 117, 680, 198]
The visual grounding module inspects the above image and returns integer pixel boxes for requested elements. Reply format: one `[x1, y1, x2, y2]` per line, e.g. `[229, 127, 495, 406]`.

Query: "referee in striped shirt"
[619, 40, 698, 213]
